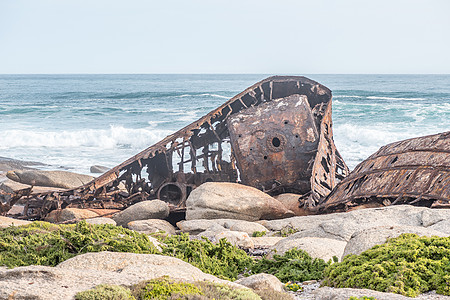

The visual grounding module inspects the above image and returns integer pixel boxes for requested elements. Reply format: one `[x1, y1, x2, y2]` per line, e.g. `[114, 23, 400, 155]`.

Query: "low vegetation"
[322, 234, 450, 297]
[160, 233, 253, 281]
[75, 277, 263, 300]
[75, 284, 135, 300]
[250, 248, 330, 282]
[4, 222, 449, 298]
[0, 221, 159, 267]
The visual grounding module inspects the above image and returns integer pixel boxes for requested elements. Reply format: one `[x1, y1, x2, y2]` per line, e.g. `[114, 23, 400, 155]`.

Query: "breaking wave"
[0, 126, 172, 150]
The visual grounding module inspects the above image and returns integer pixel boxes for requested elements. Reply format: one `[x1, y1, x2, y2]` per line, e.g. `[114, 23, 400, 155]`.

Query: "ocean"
[0, 74, 449, 175]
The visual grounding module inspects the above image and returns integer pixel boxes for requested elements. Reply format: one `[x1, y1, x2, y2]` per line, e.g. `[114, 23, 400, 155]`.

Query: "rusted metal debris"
[7, 76, 348, 220]
[315, 131, 450, 213]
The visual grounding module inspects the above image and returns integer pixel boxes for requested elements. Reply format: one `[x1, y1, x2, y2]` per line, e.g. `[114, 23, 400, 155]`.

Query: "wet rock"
[343, 225, 449, 258]
[127, 219, 176, 235]
[90, 165, 109, 174]
[44, 208, 99, 223]
[235, 273, 284, 292]
[6, 169, 94, 189]
[0, 216, 31, 228]
[186, 182, 294, 221]
[112, 200, 169, 227]
[268, 237, 346, 262]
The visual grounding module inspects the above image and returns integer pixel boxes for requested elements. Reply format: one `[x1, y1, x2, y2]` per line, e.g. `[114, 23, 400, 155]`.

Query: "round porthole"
[266, 133, 286, 152]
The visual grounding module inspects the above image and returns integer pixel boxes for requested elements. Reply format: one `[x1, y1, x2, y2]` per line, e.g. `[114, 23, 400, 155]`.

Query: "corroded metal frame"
[316, 131, 450, 213]
[6, 76, 348, 220]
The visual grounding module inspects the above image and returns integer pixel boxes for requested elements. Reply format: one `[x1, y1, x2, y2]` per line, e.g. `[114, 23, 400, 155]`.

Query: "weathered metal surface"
[6, 76, 348, 220]
[316, 131, 450, 213]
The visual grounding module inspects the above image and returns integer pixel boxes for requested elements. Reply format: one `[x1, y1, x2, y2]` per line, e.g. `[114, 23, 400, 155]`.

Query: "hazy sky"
[1, 0, 449, 74]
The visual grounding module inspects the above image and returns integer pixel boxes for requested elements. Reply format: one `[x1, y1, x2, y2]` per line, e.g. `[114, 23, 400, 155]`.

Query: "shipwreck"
[3, 76, 349, 220]
[315, 131, 450, 213]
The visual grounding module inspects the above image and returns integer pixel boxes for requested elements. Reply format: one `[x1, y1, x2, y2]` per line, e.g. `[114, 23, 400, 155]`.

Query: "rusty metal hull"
[8, 76, 348, 220]
[316, 131, 450, 213]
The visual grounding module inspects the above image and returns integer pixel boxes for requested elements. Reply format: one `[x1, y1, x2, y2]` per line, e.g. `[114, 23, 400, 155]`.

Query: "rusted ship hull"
[316, 131, 450, 213]
[7, 76, 348, 220]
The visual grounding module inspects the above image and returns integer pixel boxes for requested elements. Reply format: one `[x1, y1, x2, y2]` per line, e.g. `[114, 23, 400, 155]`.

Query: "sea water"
[0, 74, 449, 175]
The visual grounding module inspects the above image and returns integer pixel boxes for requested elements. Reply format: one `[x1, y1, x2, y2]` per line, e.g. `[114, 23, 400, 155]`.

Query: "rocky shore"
[1, 158, 450, 299]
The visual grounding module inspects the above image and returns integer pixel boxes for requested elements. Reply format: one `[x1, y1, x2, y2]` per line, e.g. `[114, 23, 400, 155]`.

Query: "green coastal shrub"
[322, 234, 450, 297]
[252, 231, 267, 237]
[75, 284, 136, 300]
[160, 233, 253, 281]
[250, 248, 330, 283]
[130, 277, 262, 300]
[132, 277, 203, 300]
[0, 221, 158, 268]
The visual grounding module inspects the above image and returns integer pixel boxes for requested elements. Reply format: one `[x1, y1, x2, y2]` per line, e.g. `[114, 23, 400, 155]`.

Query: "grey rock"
[251, 237, 284, 248]
[112, 200, 169, 227]
[235, 273, 284, 292]
[0, 252, 243, 300]
[44, 208, 99, 223]
[268, 237, 346, 262]
[6, 169, 94, 189]
[90, 165, 110, 174]
[429, 219, 450, 234]
[85, 217, 116, 226]
[177, 218, 269, 236]
[177, 219, 227, 234]
[314, 286, 412, 300]
[0, 178, 64, 194]
[0, 216, 31, 228]
[343, 225, 449, 258]
[223, 219, 269, 235]
[0, 178, 30, 193]
[421, 209, 450, 227]
[185, 182, 294, 221]
[214, 230, 254, 249]
[274, 193, 308, 216]
[127, 219, 176, 235]
[259, 205, 435, 242]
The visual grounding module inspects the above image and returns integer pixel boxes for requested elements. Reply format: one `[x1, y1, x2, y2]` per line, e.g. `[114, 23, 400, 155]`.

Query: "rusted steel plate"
[316, 131, 450, 213]
[8, 76, 348, 220]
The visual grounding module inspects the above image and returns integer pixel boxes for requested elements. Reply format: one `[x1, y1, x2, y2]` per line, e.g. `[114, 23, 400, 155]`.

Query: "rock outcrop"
[127, 219, 176, 235]
[6, 169, 94, 189]
[185, 182, 294, 221]
[112, 200, 169, 227]
[0, 252, 243, 300]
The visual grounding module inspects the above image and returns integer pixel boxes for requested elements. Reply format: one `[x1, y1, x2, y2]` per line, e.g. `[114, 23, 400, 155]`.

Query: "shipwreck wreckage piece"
[316, 131, 450, 213]
[10, 76, 349, 220]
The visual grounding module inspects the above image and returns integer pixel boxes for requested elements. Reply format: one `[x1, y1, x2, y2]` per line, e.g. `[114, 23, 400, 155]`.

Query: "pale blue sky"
[1, 0, 449, 74]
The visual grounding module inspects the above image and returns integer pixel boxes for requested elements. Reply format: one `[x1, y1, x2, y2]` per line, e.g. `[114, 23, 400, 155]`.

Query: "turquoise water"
[0, 74, 449, 174]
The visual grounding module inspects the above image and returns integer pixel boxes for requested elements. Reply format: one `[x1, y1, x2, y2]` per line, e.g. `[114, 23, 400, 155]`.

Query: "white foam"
[333, 95, 363, 98]
[366, 96, 426, 101]
[0, 125, 172, 150]
[175, 93, 229, 99]
[333, 123, 443, 170]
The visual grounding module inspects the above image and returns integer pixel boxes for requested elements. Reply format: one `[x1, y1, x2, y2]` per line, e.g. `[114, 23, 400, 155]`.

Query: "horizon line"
[1, 73, 450, 76]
